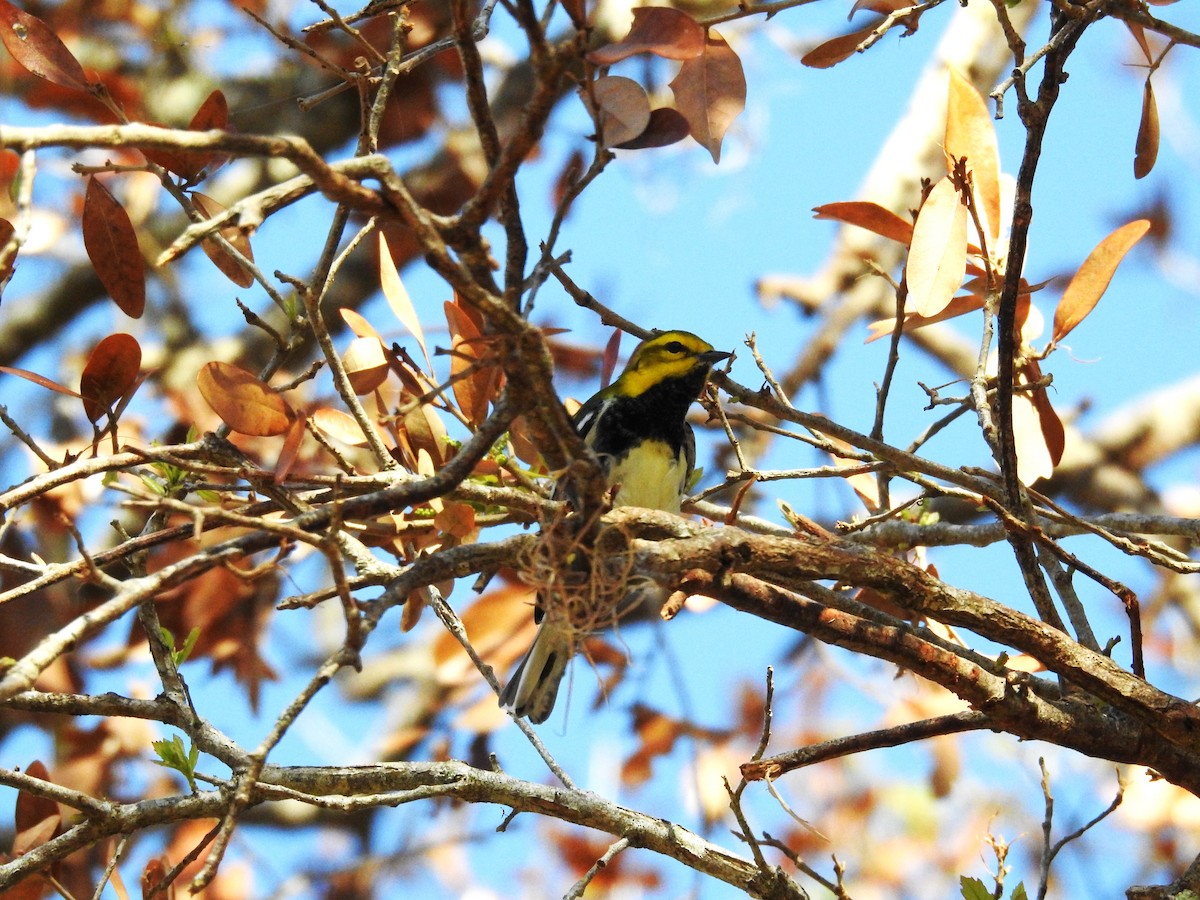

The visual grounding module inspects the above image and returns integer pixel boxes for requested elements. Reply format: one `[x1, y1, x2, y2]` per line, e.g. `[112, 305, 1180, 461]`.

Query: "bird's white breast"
[606, 439, 687, 512]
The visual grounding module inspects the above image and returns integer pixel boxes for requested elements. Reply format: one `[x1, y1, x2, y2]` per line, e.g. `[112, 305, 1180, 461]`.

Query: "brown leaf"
[600, 329, 622, 390]
[143, 89, 229, 183]
[274, 416, 306, 484]
[906, 176, 967, 316]
[1052, 219, 1150, 345]
[562, 0, 588, 29]
[80, 333, 141, 424]
[444, 300, 496, 429]
[141, 854, 176, 900]
[82, 177, 146, 318]
[196, 361, 292, 436]
[1125, 20, 1154, 65]
[191, 191, 254, 288]
[813, 200, 914, 245]
[434, 500, 476, 539]
[589, 75, 651, 148]
[311, 407, 371, 448]
[587, 7, 705, 65]
[799, 21, 878, 69]
[614, 107, 691, 150]
[1012, 361, 1062, 485]
[865, 293, 987, 343]
[343, 335, 390, 395]
[1134, 79, 1159, 180]
[945, 69, 1001, 246]
[0, 0, 89, 92]
[14, 760, 61, 856]
[380, 232, 431, 372]
[0, 364, 80, 397]
[669, 31, 746, 164]
[339, 306, 383, 341]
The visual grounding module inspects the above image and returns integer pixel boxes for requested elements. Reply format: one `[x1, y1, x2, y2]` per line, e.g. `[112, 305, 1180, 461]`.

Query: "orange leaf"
[343, 335, 389, 395]
[587, 7, 705, 65]
[945, 69, 1001, 246]
[197, 361, 292, 436]
[0, 1, 88, 91]
[1052, 219, 1150, 345]
[589, 75, 651, 148]
[813, 200, 914, 245]
[1134, 79, 1159, 180]
[82, 177, 146, 318]
[191, 191, 254, 288]
[799, 21, 878, 69]
[80, 333, 141, 424]
[380, 231, 430, 372]
[906, 176, 967, 316]
[669, 31, 746, 164]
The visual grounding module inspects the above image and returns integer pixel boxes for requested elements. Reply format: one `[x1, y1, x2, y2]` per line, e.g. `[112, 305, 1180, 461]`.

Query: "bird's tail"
[500, 618, 573, 724]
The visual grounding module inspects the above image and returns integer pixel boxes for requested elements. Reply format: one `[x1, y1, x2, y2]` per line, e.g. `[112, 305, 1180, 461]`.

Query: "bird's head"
[612, 330, 732, 398]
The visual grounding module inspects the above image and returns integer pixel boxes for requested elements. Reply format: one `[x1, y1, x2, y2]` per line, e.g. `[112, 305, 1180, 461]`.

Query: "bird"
[500, 330, 732, 723]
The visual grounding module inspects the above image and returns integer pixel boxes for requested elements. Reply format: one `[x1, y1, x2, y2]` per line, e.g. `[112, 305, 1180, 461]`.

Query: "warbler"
[501, 330, 732, 723]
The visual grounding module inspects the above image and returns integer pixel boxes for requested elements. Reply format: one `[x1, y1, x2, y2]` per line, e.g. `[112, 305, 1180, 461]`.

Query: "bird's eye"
[663, 341, 686, 354]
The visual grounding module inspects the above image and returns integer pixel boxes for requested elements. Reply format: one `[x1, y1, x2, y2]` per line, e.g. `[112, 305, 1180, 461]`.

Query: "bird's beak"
[699, 349, 733, 365]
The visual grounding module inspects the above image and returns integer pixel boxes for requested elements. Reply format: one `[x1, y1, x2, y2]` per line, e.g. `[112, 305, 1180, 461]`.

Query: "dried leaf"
[343, 335, 389, 395]
[143, 89, 229, 183]
[799, 21, 878, 69]
[339, 306, 383, 340]
[0, 0, 89, 91]
[380, 231, 431, 372]
[434, 500, 476, 539]
[1134, 79, 1159, 180]
[141, 854, 176, 900]
[865, 293, 987, 342]
[587, 7, 705, 65]
[80, 333, 141, 424]
[669, 31, 746, 164]
[945, 69, 1001, 245]
[0, 364, 80, 397]
[311, 406, 371, 448]
[13, 761, 60, 856]
[906, 176, 967, 316]
[274, 416, 306, 484]
[197, 361, 292, 436]
[562, 0, 588, 29]
[82, 177, 146, 318]
[191, 191, 254, 288]
[850, 0, 915, 15]
[1125, 20, 1154, 65]
[444, 299, 496, 428]
[1052, 219, 1150, 344]
[614, 107, 691, 150]
[600, 329, 622, 390]
[813, 200, 914, 245]
[589, 75, 652, 148]
[1012, 362, 1062, 485]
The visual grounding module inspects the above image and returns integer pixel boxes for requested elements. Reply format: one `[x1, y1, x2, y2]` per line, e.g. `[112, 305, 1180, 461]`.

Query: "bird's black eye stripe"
[663, 340, 686, 354]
